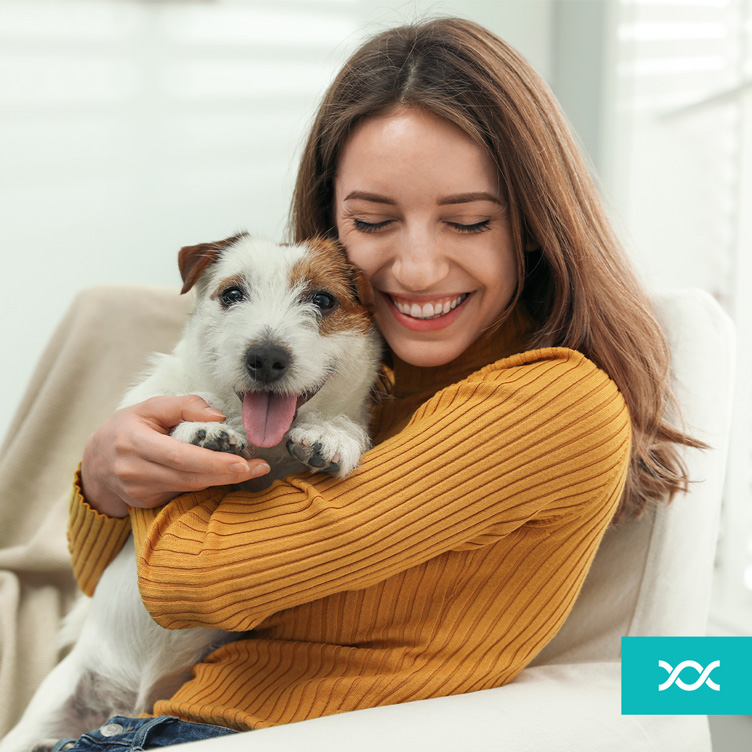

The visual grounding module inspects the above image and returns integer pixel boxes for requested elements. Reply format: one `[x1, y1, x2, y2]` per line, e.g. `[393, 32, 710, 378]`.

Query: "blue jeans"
[50, 715, 239, 752]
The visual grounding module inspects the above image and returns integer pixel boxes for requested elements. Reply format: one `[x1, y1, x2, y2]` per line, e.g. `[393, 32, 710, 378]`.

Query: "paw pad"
[175, 423, 247, 456]
[286, 439, 340, 475]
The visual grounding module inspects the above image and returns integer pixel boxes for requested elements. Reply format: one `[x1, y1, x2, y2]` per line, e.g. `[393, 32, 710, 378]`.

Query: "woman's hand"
[80, 395, 269, 518]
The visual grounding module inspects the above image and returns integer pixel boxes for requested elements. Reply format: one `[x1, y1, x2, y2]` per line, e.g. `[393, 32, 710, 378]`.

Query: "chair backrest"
[0, 284, 194, 728]
[1, 285, 193, 544]
[531, 288, 736, 667]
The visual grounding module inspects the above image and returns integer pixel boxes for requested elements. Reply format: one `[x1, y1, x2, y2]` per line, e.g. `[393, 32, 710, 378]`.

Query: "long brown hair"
[290, 17, 702, 522]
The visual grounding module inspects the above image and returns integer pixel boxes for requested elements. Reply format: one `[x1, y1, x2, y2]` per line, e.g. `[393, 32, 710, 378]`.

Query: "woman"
[67, 16, 696, 749]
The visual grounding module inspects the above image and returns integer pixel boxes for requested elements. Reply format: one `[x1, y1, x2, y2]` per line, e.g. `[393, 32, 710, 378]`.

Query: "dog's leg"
[286, 415, 370, 477]
[0, 648, 103, 752]
[0, 551, 149, 752]
[0, 541, 226, 752]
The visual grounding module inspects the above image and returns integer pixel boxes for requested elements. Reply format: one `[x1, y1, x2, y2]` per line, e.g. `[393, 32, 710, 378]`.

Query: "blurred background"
[0, 0, 750, 747]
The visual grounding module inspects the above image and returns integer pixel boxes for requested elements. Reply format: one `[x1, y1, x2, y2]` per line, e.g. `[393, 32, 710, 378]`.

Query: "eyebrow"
[343, 190, 503, 206]
[438, 191, 504, 206]
[343, 191, 396, 205]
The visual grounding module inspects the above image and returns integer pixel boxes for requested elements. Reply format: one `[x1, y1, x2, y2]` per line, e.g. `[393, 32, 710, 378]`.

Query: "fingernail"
[205, 408, 226, 418]
[252, 462, 271, 477]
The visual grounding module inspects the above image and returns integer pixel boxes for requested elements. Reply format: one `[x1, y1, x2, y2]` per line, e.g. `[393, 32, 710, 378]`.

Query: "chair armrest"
[168, 663, 711, 752]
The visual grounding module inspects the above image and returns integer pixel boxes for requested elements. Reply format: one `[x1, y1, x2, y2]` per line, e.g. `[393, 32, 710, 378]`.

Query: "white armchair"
[0, 287, 734, 752]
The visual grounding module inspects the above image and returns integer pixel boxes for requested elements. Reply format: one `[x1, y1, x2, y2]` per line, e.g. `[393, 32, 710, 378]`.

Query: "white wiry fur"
[1, 235, 381, 752]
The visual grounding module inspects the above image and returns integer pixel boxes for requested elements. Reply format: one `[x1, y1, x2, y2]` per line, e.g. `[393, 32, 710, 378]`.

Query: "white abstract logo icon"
[658, 660, 720, 691]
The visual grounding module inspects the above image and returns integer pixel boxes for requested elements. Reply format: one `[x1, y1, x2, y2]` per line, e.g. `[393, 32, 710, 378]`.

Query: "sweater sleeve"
[133, 347, 631, 631]
[68, 465, 133, 596]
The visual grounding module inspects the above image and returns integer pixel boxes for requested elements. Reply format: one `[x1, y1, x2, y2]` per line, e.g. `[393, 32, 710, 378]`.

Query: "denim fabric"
[50, 715, 239, 752]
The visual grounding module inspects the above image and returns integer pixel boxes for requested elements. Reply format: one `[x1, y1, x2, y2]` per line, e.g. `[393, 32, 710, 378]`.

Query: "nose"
[391, 229, 450, 291]
[245, 344, 291, 384]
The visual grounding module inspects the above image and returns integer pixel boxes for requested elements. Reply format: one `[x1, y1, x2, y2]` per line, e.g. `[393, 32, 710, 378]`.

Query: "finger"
[172, 461, 270, 492]
[136, 395, 227, 433]
[123, 455, 270, 504]
[133, 430, 268, 479]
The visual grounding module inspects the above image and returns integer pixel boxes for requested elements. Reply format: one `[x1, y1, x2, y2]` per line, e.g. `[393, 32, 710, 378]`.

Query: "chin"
[390, 339, 467, 368]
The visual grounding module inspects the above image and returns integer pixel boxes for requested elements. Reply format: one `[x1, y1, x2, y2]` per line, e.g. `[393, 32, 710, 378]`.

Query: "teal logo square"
[621, 636, 752, 715]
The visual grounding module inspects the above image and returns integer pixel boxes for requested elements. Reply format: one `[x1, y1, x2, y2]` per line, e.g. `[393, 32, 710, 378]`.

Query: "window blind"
[614, 0, 752, 635]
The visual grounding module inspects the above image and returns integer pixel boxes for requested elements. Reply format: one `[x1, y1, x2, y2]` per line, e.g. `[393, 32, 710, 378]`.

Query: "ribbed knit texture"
[68, 309, 631, 731]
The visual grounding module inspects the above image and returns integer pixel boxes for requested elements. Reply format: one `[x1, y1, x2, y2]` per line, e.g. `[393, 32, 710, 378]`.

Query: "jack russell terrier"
[1, 234, 381, 752]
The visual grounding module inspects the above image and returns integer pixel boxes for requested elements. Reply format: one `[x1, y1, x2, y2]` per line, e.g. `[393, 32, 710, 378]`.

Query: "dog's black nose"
[245, 344, 291, 384]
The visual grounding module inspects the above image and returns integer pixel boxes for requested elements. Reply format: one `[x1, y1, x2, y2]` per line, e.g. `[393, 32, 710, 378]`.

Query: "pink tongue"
[242, 391, 298, 448]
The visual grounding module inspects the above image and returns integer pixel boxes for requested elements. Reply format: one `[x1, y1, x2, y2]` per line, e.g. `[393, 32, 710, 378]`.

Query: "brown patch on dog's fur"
[178, 232, 248, 294]
[210, 274, 246, 302]
[290, 237, 374, 336]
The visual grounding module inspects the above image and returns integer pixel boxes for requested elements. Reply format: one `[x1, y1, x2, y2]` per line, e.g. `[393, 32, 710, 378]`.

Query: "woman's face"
[334, 108, 518, 367]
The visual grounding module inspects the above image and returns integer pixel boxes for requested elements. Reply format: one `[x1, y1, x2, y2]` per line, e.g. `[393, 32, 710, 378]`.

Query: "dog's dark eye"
[220, 287, 245, 307]
[311, 291, 337, 313]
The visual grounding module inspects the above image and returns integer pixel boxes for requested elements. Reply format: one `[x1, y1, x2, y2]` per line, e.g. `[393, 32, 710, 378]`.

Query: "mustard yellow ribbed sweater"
[68, 309, 631, 731]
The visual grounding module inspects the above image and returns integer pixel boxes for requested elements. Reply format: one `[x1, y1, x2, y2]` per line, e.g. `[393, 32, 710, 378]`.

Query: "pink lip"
[380, 291, 471, 332]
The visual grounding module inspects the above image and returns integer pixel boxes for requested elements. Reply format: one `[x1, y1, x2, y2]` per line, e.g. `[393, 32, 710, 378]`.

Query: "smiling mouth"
[388, 293, 469, 320]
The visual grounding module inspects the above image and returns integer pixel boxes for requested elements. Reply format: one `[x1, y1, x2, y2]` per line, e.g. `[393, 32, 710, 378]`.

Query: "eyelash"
[353, 219, 392, 233]
[448, 220, 491, 234]
[351, 219, 492, 234]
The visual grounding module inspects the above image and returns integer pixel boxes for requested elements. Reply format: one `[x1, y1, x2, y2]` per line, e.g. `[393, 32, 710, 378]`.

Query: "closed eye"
[446, 220, 491, 234]
[352, 218, 393, 233]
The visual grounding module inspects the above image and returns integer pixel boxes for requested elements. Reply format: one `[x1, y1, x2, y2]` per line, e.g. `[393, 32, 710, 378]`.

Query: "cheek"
[488, 230, 518, 280]
[492, 251, 518, 290]
[475, 241, 518, 310]
[339, 233, 379, 283]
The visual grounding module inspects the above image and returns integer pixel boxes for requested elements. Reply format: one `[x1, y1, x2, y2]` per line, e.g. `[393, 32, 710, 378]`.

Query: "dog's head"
[178, 232, 373, 311]
[177, 233, 376, 447]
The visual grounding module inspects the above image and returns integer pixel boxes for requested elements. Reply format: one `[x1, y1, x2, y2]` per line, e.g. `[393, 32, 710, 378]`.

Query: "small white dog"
[1, 233, 381, 752]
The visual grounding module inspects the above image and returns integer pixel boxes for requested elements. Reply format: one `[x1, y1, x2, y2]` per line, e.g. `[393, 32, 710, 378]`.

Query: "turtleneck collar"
[384, 305, 535, 399]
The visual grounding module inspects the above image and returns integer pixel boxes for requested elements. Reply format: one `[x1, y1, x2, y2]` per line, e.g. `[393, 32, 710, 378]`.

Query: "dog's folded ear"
[178, 233, 248, 294]
[348, 263, 374, 308]
[322, 237, 374, 309]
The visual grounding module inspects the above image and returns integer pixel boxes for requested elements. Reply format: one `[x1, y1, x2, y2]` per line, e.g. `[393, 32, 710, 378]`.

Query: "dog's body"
[1, 235, 381, 752]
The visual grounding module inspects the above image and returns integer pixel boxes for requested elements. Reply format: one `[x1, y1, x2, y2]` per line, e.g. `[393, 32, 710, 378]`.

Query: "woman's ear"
[178, 233, 248, 294]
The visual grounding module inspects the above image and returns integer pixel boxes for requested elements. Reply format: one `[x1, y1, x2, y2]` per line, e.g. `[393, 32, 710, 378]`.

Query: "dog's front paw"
[286, 416, 369, 477]
[286, 436, 342, 475]
[171, 421, 249, 456]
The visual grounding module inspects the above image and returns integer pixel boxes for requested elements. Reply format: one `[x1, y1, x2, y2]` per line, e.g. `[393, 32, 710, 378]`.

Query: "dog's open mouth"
[239, 389, 318, 448]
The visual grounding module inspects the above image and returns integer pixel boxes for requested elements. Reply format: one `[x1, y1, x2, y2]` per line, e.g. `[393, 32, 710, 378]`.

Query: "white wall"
[0, 0, 553, 442]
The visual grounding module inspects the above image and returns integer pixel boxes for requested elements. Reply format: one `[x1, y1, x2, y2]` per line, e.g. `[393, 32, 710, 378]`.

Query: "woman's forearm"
[133, 348, 631, 631]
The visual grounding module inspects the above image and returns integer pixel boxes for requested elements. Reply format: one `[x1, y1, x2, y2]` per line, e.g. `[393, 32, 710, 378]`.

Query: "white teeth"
[393, 294, 468, 319]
